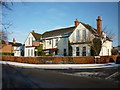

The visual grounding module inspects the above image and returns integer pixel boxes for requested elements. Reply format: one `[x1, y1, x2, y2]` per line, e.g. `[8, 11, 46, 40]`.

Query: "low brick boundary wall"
[1, 55, 118, 64]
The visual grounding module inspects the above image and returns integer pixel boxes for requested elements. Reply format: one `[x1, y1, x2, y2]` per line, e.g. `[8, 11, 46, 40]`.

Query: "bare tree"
[85, 27, 114, 56]
[84, 32, 102, 56]
[0, 0, 13, 41]
[0, 0, 13, 11]
[102, 26, 115, 40]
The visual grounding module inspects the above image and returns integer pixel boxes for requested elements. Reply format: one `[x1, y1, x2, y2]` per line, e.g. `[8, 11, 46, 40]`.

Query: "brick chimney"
[5, 41, 9, 45]
[74, 19, 79, 27]
[13, 38, 16, 44]
[96, 16, 102, 35]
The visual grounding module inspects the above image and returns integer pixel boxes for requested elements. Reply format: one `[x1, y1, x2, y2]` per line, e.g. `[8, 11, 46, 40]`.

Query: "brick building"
[0, 39, 23, 56]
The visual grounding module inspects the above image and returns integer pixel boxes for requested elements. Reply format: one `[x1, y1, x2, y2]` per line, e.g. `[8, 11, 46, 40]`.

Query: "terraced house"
[24, 16, 112, 57]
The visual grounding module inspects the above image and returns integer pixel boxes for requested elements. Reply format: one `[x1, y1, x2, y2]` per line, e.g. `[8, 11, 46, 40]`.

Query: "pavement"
[0, 60, 120, 69]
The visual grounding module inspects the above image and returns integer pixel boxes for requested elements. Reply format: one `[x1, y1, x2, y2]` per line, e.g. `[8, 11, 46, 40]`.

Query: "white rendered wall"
[24, 47, 35, 57]
[43, 37, 69, 56]
[99, 40, 112, 56]
[14, 47, 21, 56]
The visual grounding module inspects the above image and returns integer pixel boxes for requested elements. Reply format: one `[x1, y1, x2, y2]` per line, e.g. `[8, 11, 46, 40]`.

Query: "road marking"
[105, 72, 120, 79]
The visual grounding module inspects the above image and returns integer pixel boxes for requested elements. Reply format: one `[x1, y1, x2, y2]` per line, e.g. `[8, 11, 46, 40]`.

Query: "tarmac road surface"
[2, 64, 119, 88]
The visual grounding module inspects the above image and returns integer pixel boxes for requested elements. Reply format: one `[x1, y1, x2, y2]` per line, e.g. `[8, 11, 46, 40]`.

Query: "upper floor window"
[49, 40, 51, 45]
[56, 38, 58, 46]
[82, 30, 86, 41]
[76, 30, 80, 41]
[28, 38, 30, 45]
[31, 37, 33, 41]
[76, 30, 80, 38]
[31, 37, 33, 42]
[72, 33, 75, 42]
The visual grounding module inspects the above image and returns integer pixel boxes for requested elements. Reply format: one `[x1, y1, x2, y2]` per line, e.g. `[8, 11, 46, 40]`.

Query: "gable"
[80, 22, 99, 36]
[24, 33, 35, 44]
[69, 23, 95, 42]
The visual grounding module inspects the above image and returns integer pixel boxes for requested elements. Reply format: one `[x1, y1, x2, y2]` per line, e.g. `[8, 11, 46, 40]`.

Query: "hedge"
[1, 55, 118, 64]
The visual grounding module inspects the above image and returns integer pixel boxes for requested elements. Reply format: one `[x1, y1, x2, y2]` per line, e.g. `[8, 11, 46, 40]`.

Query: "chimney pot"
[98, 16, 101, 19]
[32, 30, 35, 33]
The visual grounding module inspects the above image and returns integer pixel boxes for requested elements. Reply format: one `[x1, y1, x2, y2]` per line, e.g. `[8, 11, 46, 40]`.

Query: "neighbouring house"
[0, 38, 23, 56]
[24, 30, 42, 57]
[42, 16, 112, 56]
[112, 46, 120, 55]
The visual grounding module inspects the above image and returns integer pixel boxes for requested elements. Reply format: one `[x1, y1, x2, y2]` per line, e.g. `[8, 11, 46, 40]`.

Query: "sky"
[3, 2, 118, 46]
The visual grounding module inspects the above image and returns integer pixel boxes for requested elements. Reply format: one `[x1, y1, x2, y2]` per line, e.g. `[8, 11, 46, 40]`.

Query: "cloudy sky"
[3, 1, 119, 46]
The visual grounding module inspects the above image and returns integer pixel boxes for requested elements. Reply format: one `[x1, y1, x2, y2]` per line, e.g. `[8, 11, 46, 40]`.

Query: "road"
[2, 64, 120, 88]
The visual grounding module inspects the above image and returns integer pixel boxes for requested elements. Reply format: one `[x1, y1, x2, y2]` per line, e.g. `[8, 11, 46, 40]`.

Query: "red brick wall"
[1, 55, 118, 64]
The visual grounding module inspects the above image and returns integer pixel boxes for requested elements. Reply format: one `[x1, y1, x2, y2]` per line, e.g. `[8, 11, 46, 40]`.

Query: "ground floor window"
[55, 50, 58, 55]
[28, 49, 30, 56]
[31, 49, 33, 56]
[64, 49, 67, 56]
[49, 51, 51, 55]
[76, 47, 80, 56]
[69, 46, 72, 56]
[108, 49, 109, 56]
[82, 46, 86, 56]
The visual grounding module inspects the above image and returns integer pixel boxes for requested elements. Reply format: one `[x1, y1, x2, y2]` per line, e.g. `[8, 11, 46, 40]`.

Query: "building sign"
[33, 41, 40, 46]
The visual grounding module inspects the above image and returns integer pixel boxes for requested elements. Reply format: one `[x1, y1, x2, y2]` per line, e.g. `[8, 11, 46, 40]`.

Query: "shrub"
[116, 56, 120, 64]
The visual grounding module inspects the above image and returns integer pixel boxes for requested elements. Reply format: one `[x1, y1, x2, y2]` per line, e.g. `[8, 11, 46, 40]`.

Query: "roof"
[42, 26, 76, 38]
[9, 42, 22, 47]
[80, 22, 112, 41]
[31, 32, 42, 41]
[0, 44, 14, 53]
[42, 20, 111, 41]
[42, 22, 99, 38]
